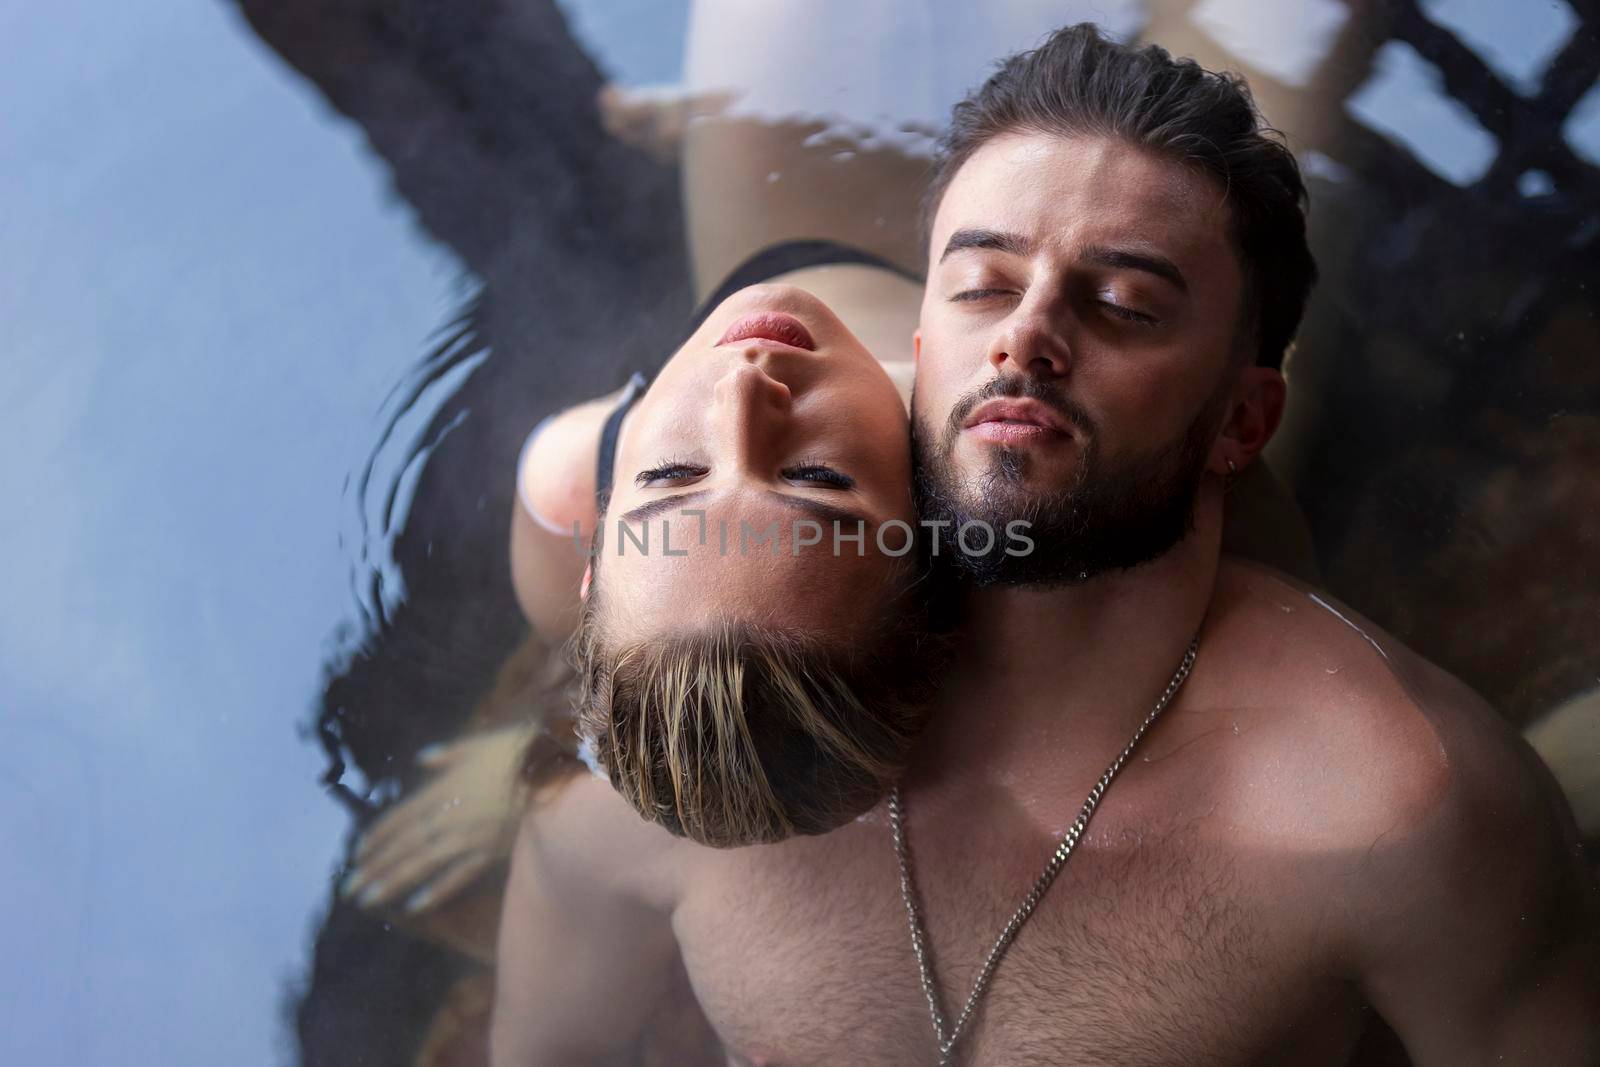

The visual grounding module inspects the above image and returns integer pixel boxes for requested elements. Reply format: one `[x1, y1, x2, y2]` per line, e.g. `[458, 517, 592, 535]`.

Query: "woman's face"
[596, 283, 914, 639]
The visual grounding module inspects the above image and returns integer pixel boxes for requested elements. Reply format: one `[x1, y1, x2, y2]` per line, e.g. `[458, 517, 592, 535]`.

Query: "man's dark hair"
[925, 23, 1317, 371]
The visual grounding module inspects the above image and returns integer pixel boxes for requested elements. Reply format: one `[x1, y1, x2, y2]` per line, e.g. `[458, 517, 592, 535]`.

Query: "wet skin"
[492, 135, 1599, 1066]
[509, 559, 1597, 1066]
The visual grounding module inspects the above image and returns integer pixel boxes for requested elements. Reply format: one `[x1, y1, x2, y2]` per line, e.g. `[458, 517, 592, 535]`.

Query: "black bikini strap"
[595, 371, 649, 512]
[688, 239, 923, 336]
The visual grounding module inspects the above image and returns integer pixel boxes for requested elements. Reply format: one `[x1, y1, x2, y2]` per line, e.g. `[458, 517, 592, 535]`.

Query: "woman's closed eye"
[634, 461, 853, 490]
[781, 464, 854, 490]
[635, 460, 708, 488]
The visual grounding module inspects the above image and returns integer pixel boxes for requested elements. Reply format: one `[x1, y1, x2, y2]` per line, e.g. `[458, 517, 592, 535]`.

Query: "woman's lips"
[717, 312, 816, 351]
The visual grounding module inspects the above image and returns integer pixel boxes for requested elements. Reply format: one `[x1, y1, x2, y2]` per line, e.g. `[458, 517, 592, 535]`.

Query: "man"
[492, 24, 1599, 1065]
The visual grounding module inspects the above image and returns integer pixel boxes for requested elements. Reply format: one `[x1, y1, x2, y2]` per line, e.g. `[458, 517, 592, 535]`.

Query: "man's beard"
[912, 376, 1226, 589]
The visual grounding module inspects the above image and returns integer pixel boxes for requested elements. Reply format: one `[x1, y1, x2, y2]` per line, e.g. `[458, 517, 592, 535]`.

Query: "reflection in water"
[0, 720, 97, 1064]
[227, 0, 1600, 1063]
[5, 0, 475, 1062]
[251, 0, 695, 1059]
[346, 313, 488, 631]
[1345, 40, 1499, 185]
[1419, 0, 1579, 97]
[1566, 78, 1600, 164]
[1189, 0, 1349, 88]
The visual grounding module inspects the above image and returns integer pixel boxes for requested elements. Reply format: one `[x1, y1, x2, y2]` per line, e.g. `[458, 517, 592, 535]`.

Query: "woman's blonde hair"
[573, 557, 943, 847]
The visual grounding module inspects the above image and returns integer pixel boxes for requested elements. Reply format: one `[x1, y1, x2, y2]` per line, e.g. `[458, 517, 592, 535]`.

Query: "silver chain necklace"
[888, 636, 1200, 1065]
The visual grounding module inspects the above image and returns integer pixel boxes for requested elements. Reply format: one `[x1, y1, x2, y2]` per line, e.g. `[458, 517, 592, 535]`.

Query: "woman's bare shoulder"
[522, 769, 686, 911]
[518, 386, 633, 532]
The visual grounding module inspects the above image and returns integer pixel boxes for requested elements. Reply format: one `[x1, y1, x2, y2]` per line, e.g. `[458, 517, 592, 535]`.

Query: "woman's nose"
[712, 360, 792, 467]
[713, 360, 793, 417]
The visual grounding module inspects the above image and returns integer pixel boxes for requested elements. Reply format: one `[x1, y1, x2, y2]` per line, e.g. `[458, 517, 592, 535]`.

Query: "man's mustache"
[944, 376, 1097, 442]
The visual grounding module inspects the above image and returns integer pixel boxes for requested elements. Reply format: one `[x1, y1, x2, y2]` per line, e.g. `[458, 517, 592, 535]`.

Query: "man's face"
[912, 132, 1247, 586]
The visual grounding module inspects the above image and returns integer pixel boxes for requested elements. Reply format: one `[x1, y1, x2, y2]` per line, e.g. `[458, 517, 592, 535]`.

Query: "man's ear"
[580, 562, 593, 602]
[1210, 365, 1286, 475]
[912, 328, 922, 365]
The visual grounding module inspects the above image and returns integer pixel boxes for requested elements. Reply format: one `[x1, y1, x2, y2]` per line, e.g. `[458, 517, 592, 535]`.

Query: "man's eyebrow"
[764, 491, 871, 532]
[619, 490, 710, 525]
[1082, 245, 1188, 292]
[940, 231, 1188, 293]
[939, 228, 1032, 262]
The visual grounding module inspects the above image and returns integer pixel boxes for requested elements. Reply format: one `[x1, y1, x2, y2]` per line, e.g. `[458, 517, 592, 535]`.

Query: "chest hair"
[675, 817, 1337, 1066]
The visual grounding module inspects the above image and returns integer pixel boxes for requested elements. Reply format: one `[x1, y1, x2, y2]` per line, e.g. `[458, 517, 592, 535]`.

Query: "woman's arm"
[489, 775, 686, 1066]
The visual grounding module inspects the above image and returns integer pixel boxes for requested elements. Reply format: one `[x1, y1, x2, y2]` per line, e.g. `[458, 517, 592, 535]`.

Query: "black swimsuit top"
[592, 239, 921, 509]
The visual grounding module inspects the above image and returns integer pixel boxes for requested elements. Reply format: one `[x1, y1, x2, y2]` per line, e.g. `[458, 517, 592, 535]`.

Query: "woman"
[514, 251, 944, 848]
[337, 106, 949, 916]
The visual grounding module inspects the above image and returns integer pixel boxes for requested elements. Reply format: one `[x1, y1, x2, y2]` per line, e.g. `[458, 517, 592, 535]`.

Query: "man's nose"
[986, 295, 1072, 378]
[712, 360, 792, 466]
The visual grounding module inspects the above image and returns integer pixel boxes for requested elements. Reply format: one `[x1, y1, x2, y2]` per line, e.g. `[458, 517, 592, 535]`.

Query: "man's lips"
[963, 398, 1074, 443]
[717, 312, 816, 351]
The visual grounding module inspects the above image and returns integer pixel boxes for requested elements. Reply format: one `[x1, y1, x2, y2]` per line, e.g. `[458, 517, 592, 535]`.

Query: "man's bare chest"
[671, 817, 1362, 1066]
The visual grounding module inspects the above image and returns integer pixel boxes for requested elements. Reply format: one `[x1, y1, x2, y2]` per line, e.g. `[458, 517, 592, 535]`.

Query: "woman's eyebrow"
[764, 491, 871, 531]
[619, 490, 710, 525]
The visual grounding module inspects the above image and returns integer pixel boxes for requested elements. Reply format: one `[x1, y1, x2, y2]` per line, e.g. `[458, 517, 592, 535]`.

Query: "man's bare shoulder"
[1190, 559, 1587, 870]
[1183, 560, 1472, 843]
[1197, 560, 1595, 966]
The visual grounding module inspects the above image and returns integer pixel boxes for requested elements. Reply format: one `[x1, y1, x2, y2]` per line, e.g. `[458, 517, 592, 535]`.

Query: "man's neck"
[911, 492, 1224, 812]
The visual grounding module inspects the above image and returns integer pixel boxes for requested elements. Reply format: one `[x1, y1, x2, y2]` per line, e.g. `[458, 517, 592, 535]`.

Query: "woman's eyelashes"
[780, 464, 854, 490]
[634, 461, 854, 490]
[635, 460, 708, 487]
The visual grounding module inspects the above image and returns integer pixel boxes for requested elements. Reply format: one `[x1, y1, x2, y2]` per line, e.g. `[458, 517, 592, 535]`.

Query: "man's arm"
[490, 773, 685, 1067]
[1353, 699, 1600, 1064]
